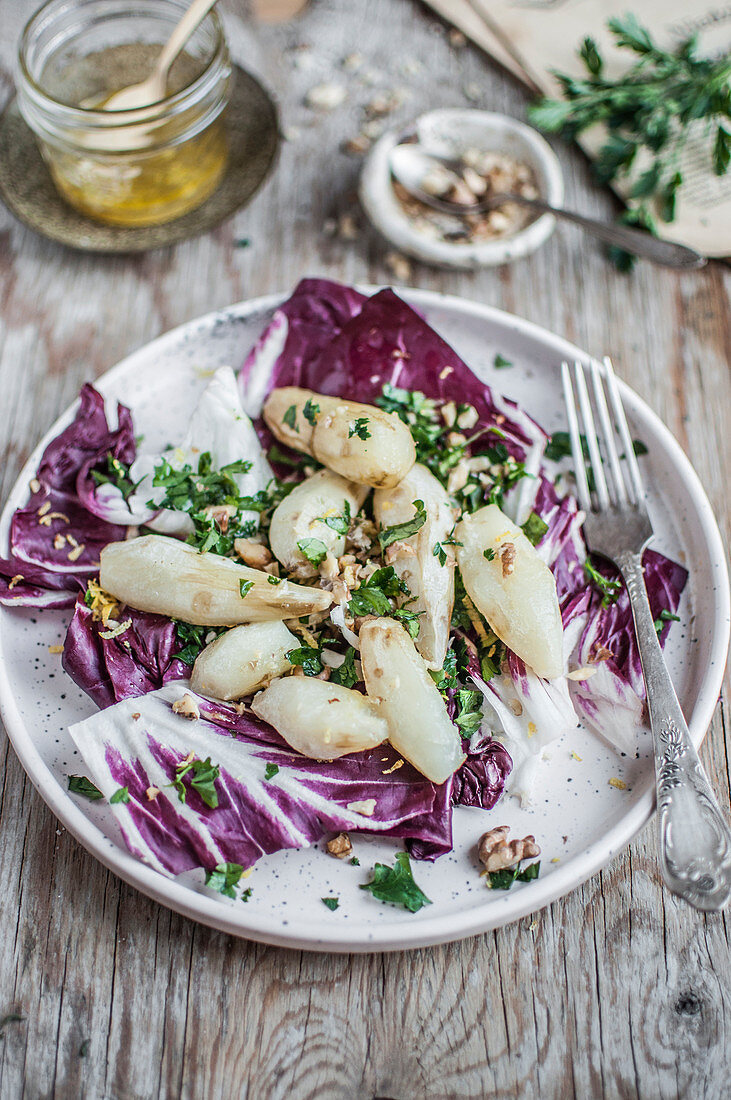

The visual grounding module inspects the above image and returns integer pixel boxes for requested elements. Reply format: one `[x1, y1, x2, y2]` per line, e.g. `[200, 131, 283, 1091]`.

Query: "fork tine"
[561, 361, 591, 512]
[603, 356, 645, 504]
[573, 360, 610, 511]
[589, 359, 628, 506]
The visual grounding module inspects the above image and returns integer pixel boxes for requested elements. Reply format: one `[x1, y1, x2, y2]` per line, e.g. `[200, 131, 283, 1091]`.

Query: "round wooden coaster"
[0, 66, 279, 253]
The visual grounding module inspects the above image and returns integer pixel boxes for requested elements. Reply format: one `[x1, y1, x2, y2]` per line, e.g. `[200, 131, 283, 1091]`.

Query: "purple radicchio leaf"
[68, 684, 453, 875]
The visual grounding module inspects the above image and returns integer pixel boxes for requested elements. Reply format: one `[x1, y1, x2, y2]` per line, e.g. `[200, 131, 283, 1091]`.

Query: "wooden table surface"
[1, 1, 729, 1096]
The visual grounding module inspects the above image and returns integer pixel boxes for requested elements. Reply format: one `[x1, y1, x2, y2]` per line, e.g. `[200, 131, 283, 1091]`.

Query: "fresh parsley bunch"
[528, 14, 731, 268]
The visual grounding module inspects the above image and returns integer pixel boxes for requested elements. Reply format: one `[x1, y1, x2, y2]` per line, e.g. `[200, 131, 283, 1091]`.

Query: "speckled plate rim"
[0, 287, 728, 952]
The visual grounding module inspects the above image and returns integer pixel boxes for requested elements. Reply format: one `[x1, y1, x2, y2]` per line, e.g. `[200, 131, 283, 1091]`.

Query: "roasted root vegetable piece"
[268, 468, 369, 577]
[359, 618, 465, 784]
[99, 535, 332, 626]
[454, 503, 563, 680]
[373, 463, 456, 670]
[190, 621, 299, 700]
[263, 386, 415, 488]
[251, 677, 389, 760]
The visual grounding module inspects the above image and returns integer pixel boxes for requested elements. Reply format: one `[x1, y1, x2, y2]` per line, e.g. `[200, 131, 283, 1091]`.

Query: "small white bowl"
[359, 108, 564, 269]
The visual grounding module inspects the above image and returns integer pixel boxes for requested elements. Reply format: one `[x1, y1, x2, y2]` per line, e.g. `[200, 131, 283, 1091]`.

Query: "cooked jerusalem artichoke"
[454, 503, 563, 680]
[373, 463, 456, 669]
[251, 676, 389, 760]
[191, 621, 298, 700]
[99, 535, 332, 626]
[268, 468, 369, 577]
[359, 618, 465, 784]
[263, 387, 415, 488]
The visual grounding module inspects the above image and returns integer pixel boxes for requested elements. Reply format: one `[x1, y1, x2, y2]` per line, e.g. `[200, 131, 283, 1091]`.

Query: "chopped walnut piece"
[478, 826, 540, 872]
[234, 537, 273, 569]
[172, 693, 200, 721]
[326, 832, 353, 859]
[8, 575, 23, 590]
[385, 540, 416, 564]
[500, 542, 516, 577]
[146, 786, 160, 801]
[590, 644, 614, 663]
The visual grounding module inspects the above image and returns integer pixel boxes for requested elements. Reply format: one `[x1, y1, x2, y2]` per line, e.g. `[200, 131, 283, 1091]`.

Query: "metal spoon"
[390, 144, 707, 270]
[98, 0, 221, 111]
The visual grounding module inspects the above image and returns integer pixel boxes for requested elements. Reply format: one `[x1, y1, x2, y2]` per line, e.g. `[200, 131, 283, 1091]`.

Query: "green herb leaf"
[297, 538, 329, 567]
[348, 417, 371, 440]
[654, 608, 680, 634]
[521, 511, 549, 546]
[241, 887, 253, 902]
[239, 579, 254, 599]
[488, 859, 541, 891]
[264, 763, 280, 781]
[584, 560, 622, 607]
[493, 353, 513, 369]
[267, 574, 282, 585]
[347, 566, 408, 617]
[429, 648, 458, 695]
[433, 541, 447, 567]
[68, 775, 104, 801]
[378, 499, 427, 552]
[205, 862, 245, 899]
[283, 405, 298, 432]
[360, 851, 432, 912]
[454, 688, 484, 737]
[321, 500, 351, 536]
[329, 647, 359, 688]
[322, 896, 340, 911]
[483, 548, 495, 561]
[579, 35, 603, 75]
[287, 645, 324, 676]
[110, 786, 130, 804]
[350, 856, 360, 866]
[392, 608, 422, 639]
[172, 756, 220, 809]
[303, 399, 320, 426]
[174, 621, 226, 666]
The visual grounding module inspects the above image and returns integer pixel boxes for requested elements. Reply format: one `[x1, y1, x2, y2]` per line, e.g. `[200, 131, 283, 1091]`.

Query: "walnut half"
[326, 832, 353, 859]
[477, 826, 540, 872]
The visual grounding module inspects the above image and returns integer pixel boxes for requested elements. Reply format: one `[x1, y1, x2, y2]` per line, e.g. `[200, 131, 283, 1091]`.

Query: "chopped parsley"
[321, 896, 340, 911]
[429, 648, 459, 695]
[433, 542, 448, 567]
[521, 511, 549, 546]
[487, 860, 541, 890]
[297, 538, 329, 566]
[205, 862, 245, 899]
[267, 575, 282, 585]
[68, 775, 104, 801]
[347, 565, 409, 617]
[287, 645, 324, 676]
[283, 405, 298, 431]
[377, 499, 427, 552]
[172, 756, 220, 809]
[654, 608, 680, 634]
[174, 621, 225, 666]
[303, 399, 320, 426]
[349, 856, 360, 866]
[483, 548, 495, 561]
[392, 608, 421, 639]
[320, 500, 351, 536]
[493, 353, 513, 369]
[348, 417, 371, 439]
[239, 579, 254, 599]
[329, 647, 359, 688]
[91, 454, 138, 500]
[360, 852, 432, 913]
[584, 559, 622, 607]
[264, 763, 280, 781]
[267, 444, 311, 470]
[241, 887, 253, 902]
[454, 688, 484, 737]
[110, 786, 130, 804]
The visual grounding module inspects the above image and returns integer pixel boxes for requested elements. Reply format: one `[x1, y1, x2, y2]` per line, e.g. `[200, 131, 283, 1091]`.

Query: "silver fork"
[562, 356, 731, 911]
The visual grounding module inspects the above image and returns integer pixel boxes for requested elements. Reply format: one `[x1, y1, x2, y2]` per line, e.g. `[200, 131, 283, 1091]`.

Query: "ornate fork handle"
[617, 551, 731, 910]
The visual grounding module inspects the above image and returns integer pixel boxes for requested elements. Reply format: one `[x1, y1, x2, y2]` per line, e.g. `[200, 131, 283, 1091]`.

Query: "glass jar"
[17, 0, 232, 227]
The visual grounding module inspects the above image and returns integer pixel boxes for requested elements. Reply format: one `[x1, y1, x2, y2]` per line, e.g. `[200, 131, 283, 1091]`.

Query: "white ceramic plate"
[0, 289, 728, 953]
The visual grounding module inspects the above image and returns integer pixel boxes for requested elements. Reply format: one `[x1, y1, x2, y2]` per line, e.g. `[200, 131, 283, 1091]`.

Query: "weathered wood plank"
[0, 0, 729, 1097]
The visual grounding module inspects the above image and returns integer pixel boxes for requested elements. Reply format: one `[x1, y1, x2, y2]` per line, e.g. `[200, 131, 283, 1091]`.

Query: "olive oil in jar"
[19, 23, 231, 228]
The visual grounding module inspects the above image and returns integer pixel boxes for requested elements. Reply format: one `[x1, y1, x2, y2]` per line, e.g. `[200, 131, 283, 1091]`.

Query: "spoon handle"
[155, 0, 221, 79]
[506, 194, 706, 270]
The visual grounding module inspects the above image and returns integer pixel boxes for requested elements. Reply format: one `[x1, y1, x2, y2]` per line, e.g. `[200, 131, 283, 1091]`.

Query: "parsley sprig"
[528, 15, 731, 268]
[360, 852, 432, 913]
[171, 756, 220, 809]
